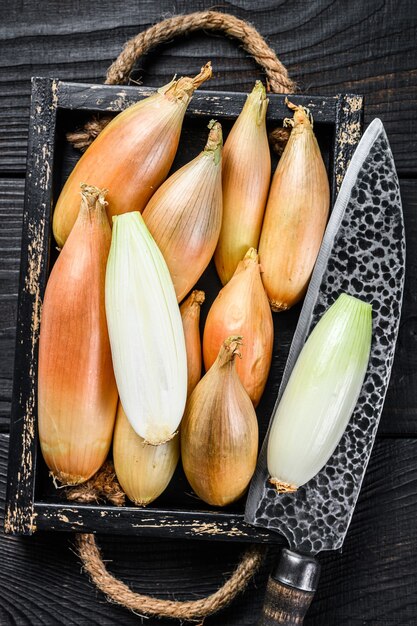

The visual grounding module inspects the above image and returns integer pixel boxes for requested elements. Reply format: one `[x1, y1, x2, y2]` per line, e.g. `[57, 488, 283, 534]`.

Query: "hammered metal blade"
[245, 119, 405, 555]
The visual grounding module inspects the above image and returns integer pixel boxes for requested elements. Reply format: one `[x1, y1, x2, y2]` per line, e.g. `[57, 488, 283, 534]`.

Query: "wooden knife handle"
[257, 549, 321, 625]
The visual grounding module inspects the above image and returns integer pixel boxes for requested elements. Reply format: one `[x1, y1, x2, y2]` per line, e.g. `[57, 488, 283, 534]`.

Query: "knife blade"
[244, 118, 405, 625]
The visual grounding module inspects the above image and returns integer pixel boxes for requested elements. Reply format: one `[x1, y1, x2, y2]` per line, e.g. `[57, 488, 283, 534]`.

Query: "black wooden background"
[1, 1, 416, 624]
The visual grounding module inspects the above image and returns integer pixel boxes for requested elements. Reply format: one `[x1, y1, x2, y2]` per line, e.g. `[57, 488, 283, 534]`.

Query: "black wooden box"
[4, 77, 363, 540]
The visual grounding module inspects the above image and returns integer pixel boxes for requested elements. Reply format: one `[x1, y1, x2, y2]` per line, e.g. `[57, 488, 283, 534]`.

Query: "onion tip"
[143, 431, 177, 447]
[192, 61, 213, 88]
[189, 289, 205, 306]
[79, 183, 108, 212]
[270, 298, 290, 313]
[205, 120, 223, 164]
[162, 62, 213, 104]
[284, 98, 314, 129]
[269, 477, 298, 493]
[223, 335, 243, 359]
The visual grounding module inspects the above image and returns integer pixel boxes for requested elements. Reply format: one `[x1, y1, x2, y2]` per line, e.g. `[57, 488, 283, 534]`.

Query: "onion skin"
[38, 185, 118, 485]
[203, 248, 273, 407]
[259, 99, 330, 311]
[215, 81, 271, 285]
[113, 403, 179, 506]
[181, 336, 258, 507]
[180, 290, 205, 397]
[52, 63, 212, 249]
[143, 120, 223, 303]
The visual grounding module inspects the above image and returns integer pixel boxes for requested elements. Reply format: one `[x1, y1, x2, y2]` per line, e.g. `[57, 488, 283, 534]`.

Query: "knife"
[244, 118, 405, 625]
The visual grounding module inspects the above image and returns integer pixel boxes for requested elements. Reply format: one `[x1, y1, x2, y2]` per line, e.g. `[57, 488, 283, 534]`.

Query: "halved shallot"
[105, 211, 187, 445]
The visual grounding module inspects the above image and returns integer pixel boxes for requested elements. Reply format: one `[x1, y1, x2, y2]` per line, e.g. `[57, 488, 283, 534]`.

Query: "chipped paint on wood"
[32, 501, 278, 543]
[5, 78, 57, 535]
[56, 80, 338, 123]
[190, 522, 246, 537]
[334, 95, 364, 193]
[108, 95, 129, 111]
[4, 506, 38, 534]
[51, 79, 59, 109]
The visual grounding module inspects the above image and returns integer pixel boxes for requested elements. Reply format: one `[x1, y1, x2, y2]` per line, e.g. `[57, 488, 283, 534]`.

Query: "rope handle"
[105, 11, 295, 93]
[68, 462, 265, 620]
[68, 10, 295, 150]
[76, 533, 265, 622]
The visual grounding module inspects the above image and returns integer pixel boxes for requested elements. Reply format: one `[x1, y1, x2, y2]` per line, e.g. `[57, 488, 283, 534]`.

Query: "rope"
[67, 10, 295, 150]
[105, 11, 295, 93]
[75, 533, 266, 621]
[68, 462, 265, 620]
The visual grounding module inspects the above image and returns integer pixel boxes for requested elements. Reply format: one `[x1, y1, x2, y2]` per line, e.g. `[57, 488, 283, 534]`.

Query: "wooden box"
[4, 77, 363, 540]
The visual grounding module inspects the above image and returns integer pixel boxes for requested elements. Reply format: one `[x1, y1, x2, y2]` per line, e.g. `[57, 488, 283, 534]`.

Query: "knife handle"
[257, 549, 321, 626]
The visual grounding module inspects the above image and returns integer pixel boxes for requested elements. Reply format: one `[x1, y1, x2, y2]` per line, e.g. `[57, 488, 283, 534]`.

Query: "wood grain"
[382, 180, 417, 434]
[259, 579, 316, 625]
[309, 437, 417, 625]
[0, 0, 415, 174]
[1, 178, 416, 435]
[1, 434, 417, 624]
[0, 179, 23, 430]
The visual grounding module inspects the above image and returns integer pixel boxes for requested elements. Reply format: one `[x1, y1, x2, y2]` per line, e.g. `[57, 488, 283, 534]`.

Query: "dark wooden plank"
[0, 0, 415, 174]
[1, 179, 416, 436]
[4, 79, 58, 535]
[309, 437, 417, 625]
[0, 179, 24, 431]
[1, 434, 417, 624]
[33, 501, 277, 542]
[57, 81, 340, 119]
[382, 179, 417, 433]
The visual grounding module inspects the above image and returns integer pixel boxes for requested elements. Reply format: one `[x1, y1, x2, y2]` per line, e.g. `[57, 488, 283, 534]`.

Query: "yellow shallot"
[143, 120, 223, 302]
[215, 81, 271, 284]
[180, 290, 205, 397]
[203, 248, 273, 406]
[38, 184, 118, 485]
[181, 336, 258, 507]
[113, 403, 179, 506]
[53, 63, 212, 248]
[259, 99, 330, 311]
